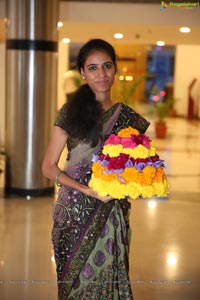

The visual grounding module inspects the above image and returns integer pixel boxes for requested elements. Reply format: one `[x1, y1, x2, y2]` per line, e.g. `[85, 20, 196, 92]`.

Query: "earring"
[82, 76, 85, 80]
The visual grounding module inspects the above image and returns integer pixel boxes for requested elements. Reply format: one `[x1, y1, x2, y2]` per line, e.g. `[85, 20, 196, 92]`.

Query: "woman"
[42, 39, 150, 300]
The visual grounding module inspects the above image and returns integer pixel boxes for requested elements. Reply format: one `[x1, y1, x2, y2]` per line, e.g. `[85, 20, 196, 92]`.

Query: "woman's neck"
[96, 92, 113, 111]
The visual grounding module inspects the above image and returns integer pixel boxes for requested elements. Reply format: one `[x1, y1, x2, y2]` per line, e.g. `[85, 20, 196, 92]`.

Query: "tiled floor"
[0, 116, 200, 300]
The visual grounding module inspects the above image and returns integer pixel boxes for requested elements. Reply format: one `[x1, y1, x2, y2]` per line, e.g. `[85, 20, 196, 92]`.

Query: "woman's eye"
[104, 63, 113, 69]
[88, 65, 97, 71]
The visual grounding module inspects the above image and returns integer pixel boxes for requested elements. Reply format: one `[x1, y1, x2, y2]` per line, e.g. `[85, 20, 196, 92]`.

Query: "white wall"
[174, 45, 200, 117]
[0, 42, 5, 147]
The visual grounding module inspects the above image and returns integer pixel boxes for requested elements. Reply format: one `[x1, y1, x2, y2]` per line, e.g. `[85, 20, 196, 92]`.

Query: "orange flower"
[154, 167, 167, 182]
[136, 166, 156, 186]
[142, 166, 156, 185]
[101, 172, 117, 181]
[118, 126, 139, 138]
[92, 162, 104, 176]
[136, 172, 146, 185]
[121, 167, 138, 182]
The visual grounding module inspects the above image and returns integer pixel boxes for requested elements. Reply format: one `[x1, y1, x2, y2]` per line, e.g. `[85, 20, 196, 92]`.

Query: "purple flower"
[117, 176, 127, 183]
[103, 168, 124, 174]
[91, 154, 100, 163]
[135, 162, 146, 171]
[101, 160, 109, 167]
[125, 159, 134, 168]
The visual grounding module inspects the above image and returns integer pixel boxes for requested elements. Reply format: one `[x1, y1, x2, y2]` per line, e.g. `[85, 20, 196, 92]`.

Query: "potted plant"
[149, 100, 171, 138]
[117, 74, 146, 106]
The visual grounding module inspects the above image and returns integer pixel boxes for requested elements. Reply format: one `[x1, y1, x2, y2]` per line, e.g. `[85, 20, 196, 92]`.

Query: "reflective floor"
[0, 117, 200, 300]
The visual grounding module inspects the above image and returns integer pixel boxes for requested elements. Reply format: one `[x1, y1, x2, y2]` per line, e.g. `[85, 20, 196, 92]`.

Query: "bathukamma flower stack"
[89, 126, 169, 199]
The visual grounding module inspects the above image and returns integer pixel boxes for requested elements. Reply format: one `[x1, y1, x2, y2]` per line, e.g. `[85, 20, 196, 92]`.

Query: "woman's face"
[81, 50, 116, 95]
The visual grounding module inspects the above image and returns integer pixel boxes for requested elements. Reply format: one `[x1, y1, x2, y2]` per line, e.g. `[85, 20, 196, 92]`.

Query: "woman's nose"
[97, 67, 106, 77]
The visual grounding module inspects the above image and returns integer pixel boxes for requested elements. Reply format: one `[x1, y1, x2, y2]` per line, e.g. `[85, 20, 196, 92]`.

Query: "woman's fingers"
[83, 187, 113, 202]
[96, 195, 113, 202]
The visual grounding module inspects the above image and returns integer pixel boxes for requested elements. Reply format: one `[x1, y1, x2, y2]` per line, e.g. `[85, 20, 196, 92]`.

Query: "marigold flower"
[123, 145, 151, 159]
[154, 167, 166, 182]
[103, 145, 123, 157]
[118, 126, 139, 137]
[101, 172, 117, 181]
[92, 162, 104, 176]
[142, 166, 156, 185]
[121, 168, 138, 183]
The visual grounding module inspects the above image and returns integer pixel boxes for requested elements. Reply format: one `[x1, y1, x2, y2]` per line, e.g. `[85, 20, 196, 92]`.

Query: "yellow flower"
[118, 126, 139, 137]
[89, 177, 109, 197]
[141, 186, 154, 198]
[153, 180, 169, 196]
[107, 180, 125, 199]
[102, 145, 123, 157]
[125, 182, 141, 199]
[149, 142, 156, 156]
[122, 145, 152, 158]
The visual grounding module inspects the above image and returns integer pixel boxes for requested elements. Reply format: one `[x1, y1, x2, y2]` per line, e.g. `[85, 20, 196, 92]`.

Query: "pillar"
[6, 0, 59, 197]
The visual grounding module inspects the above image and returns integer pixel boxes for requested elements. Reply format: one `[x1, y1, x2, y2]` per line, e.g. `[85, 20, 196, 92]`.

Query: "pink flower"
[121, 138, 137, 148]
[104, 134, 121, 145]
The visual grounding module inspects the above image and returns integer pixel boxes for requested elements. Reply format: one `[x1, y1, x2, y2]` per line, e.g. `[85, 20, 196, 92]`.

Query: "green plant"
[117, 74, 146, 106]
[149, 100, 171, 123]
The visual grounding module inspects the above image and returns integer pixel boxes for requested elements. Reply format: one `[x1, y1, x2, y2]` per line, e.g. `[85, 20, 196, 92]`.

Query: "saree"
[52, 102, 150, 300]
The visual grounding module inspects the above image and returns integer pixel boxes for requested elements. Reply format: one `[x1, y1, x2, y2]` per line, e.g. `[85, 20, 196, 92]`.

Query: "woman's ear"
[80, 68, 85, 80]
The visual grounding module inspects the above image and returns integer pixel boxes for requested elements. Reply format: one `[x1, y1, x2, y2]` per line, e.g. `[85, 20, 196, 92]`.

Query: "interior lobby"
[0, 1, 200, 300]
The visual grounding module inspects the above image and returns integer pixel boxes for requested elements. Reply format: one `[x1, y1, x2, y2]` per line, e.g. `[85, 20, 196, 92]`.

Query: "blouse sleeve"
[132, 111, 150, 134]
[54, 103, 68, 130]
[121, 104, 150, 134]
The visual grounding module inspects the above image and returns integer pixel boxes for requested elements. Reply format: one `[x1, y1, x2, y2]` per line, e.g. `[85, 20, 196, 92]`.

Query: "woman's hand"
[81, 186, 113, 203]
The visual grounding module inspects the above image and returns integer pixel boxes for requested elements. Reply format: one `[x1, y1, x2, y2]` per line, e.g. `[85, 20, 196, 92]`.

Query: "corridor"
[0, 116, 200, 300]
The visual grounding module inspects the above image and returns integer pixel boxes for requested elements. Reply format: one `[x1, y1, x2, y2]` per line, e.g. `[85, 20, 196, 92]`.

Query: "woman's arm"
[42, 126, 68, 181]
[42, 126, 112, 202]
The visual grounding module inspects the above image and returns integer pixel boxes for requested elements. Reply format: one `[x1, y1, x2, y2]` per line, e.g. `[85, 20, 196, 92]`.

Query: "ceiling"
[1, 1, 200, 52]
[60, 0, 162, 2]
[58, 1, 200, 51]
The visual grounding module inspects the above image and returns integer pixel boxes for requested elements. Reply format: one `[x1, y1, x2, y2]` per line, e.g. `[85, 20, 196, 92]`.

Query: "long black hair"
[63, 39, 117, 147]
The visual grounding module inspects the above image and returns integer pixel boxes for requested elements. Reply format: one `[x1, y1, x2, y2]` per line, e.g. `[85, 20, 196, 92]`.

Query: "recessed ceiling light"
[114, 33, 124, 39]
[156, 41, 165, 46]
[62, 38, 71, 44]
[180, 27, 191, 33]
[57, 21, 63, 28]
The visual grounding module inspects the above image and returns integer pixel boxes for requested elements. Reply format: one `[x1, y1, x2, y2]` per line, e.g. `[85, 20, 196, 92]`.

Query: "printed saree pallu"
[52, 102, 150, 299]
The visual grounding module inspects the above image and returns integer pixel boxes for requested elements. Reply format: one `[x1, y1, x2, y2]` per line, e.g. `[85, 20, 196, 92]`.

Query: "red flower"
[108, 153, 129, 170]
[132, 134, 151, 148]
